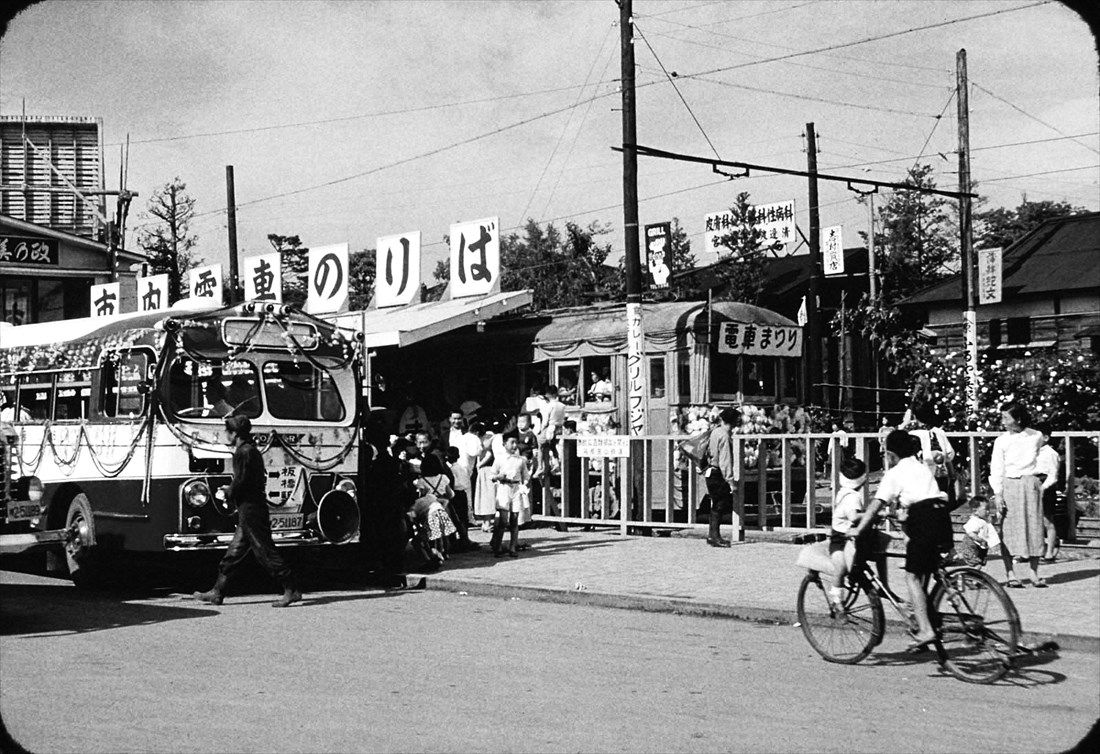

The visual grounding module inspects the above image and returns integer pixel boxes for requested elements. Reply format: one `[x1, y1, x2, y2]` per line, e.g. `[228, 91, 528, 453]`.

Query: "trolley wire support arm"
[613, 143, 979, 200]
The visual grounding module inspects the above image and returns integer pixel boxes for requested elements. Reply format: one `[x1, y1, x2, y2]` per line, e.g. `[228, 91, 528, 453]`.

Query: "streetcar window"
[101, 352, 150, 419]
[17, 374, 53, 421]
[263, 361, 344, 422]
[54, 370, 92, 421]
[167, 357, 261, 419]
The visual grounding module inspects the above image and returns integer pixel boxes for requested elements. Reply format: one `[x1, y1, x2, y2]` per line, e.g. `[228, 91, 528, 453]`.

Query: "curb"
[416, 574, 1100, 655]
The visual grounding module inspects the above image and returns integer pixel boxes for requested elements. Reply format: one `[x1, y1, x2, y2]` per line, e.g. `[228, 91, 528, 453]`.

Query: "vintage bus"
[0, 300, 363, 586]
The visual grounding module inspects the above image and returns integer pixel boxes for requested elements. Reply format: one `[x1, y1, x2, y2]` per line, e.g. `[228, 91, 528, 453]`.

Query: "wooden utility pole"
[957, 49, 979, 422]
[226, 165, 240, 304]
[620, 0, 646, 437]
[805, 122, 822, 409]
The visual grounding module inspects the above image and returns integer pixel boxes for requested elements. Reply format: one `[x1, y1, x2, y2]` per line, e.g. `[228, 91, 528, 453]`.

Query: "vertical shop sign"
[977, 247, 1003, 305]
[823, 225, 844, 276]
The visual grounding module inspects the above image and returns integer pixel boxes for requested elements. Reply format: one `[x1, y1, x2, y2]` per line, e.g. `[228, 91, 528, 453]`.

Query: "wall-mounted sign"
[376, 231, 421, 308]
[189, 264, 223, 303]
[644, 222, 672, 289]
[90, 282, 121, 318]
[718, 321, 802, 357]
[977, 247, 1003, 305]
[307, 243, 350, 314]
[136, 273, 169, 312]
[823, 225, 844, 276]
[704, 199, 797, 259]
[576, 435, 631, 458]
[243, 253, 282, 302]
[0, 235, 59, 266]
[450, 217, 499, 299]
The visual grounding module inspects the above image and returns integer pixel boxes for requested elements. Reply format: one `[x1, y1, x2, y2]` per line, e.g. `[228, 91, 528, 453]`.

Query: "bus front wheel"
[63, 494, 103, 588]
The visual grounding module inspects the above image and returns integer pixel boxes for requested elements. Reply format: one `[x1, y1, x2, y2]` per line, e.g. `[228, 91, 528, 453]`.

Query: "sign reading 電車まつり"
[718, 322, 802, 357]
[576, 435, 631, 458]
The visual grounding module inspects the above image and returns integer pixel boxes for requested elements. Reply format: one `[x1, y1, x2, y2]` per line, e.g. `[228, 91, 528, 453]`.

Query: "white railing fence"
[532, 432, 1100, 541]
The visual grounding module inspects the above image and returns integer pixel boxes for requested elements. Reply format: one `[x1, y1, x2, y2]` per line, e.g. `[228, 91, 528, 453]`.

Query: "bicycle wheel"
[797, 571, 884, 664]
[931, 567, 1021, 684]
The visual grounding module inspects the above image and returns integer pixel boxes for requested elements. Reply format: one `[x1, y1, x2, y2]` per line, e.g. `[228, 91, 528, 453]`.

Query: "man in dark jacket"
[705, 408, 740, 547]
[193, 415, 302, 607]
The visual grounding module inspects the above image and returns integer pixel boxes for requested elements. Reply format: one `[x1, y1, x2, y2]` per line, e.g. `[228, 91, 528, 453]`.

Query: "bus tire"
[63, 494, 103, 588]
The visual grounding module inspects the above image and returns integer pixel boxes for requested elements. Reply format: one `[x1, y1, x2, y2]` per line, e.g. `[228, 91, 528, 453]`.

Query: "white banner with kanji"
[90, 282, 121, 318]
[189, 264, 223, 304]
[823, 225, 844, 276]
[136, 273, 169, 312]
[450, 217, 499, 298]
[243, 253, 282, 302]
[307, 243, 349, 314]
[977, 247, 1003, 305]
[718, 321, 802, 357]
[704, 199, 797, 261]
[376, 231, 421, 308]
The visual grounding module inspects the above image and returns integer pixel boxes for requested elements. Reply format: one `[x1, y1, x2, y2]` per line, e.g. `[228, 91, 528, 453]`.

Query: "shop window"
[54, 370, 92, 421]
[17, 375, 52, 421]
[554, 360, 581, 406]
[710, 353, 739, 397]
[101, 352, 150, 419]
[582, 355, 613, 403]
[649, 356, 666, 399]
[742, 358, 776, 398]
[677, 351, 691, 401]
[987, 319, 1002, 348]
[1006, 317, 1031, 345]
[781, 358, 800, 401]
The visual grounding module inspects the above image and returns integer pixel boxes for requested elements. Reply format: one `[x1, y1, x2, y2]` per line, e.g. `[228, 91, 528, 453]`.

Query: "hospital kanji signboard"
[717, 322, 802, 357]
[704, 199, 797, 259]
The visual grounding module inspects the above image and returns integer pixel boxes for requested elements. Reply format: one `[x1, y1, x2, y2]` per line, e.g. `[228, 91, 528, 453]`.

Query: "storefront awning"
[327, 290, 533, 348]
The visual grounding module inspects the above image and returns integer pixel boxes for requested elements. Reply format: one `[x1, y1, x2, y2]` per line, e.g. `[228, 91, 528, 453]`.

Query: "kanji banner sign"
[823, 225, 844, 276]
[717, 321, 802, 357]
[977, 247, 1003, 305]
[376, 231, 421, 308]
[243, 253, 282, 302]
[307, 243, 349, 314]
[189, 264, 223, 303]
[136, 273, 170, 312]
[704, 199, 796, 258]
[450, 217, 499, 299]
[90, 282, 121, 318]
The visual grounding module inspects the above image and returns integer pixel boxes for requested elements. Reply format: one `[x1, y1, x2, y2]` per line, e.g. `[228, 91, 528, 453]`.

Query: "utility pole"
[620, 0, 646, 437]
[170, 186, 179, 299]
[805, 123, 822, 409]
[957, 49, 979, 424]
[226, 165, 240, 305]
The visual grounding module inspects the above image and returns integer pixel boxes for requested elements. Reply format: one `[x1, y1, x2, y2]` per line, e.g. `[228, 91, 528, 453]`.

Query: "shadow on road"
[865, 644, 1066, 687]
[0, 583, 219, 637]
[1042, 567, 1100, 586]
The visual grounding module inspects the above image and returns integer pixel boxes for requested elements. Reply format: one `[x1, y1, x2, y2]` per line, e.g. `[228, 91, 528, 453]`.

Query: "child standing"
[1034, 422, 1062, 563]
[412, 455, 457, 562]
[827, 457, 869, 606]
[490, 432, 531, 558]
[958, 496, 1001, 567]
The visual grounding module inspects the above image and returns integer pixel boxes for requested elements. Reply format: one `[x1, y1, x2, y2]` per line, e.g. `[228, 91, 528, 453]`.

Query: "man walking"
[193, 415, 302, 607]
[705, 408, 740, 547]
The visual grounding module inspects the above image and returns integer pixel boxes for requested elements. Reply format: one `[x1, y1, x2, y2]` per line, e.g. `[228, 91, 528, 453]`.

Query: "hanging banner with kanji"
[136, 273, 169, 312]
[644, 222, 672, 289]
[718, 321, 802, 357]
[704, 200, 797, 260]
[243, 253, 282, 303]
[376, 231, 421, 308]
[450, 217, 499, 299]
[90, 282, 121, 318]
[823, 225, 844, 276]
[977, 247, 1003, 305]
[189, 264, 223, 303]
[307, 243, 349, 314]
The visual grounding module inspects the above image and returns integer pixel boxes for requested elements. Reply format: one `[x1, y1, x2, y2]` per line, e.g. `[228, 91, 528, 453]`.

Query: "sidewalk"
[410, 526, 1100, 653]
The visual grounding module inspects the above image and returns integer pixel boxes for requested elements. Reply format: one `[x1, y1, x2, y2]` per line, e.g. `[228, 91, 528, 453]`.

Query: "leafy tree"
[975, 197, 1087, 249]
[713, 192, 769, 306]
[433, 258, 449, 283]
[348, 248, 376, 310]
[267, 234, 308, 306]
[497, 219, 614, 310]
[873, 163, 956, 303]
[137, 177, 201, 302]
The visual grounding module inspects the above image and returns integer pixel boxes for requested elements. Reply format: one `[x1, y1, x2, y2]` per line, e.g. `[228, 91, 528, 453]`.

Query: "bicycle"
[796, 533, 1023, 684]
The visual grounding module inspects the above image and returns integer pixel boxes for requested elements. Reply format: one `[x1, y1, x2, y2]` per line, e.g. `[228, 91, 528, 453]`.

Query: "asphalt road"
[1, 567, 1097, 754]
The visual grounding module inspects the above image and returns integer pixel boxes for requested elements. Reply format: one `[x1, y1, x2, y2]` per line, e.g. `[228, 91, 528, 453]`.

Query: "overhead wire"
[972, 82, 1100, 156]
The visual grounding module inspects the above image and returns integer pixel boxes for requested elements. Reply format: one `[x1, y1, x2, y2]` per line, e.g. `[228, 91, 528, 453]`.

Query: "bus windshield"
[168, 358, 262, 419]
[262, 361, 345, 422]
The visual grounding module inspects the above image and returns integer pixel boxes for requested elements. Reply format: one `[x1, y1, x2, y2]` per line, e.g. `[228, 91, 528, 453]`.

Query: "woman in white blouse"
[988, 402, 1046, 588]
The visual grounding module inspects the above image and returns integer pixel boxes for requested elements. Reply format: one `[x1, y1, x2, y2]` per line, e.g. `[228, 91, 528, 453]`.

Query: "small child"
[958, 496, 1001, 567]
[490, 432, 531, 558]
[412, 454, 457, 563]
[828, 456, 869, 606]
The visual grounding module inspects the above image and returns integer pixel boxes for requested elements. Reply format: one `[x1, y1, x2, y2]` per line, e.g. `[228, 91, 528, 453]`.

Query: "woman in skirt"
[988, 401, 1047, 588]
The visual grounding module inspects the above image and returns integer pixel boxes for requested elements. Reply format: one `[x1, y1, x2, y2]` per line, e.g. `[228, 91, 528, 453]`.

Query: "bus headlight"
[25, 476, 43, 503]
[183, 480, 211, 509]
[336, 478, 356, 495]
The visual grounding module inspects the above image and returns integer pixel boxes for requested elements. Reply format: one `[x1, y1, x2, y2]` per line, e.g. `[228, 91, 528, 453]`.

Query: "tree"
[713, 192, 769, 306]
[137, 178, 201, 302]
[348, 248, 376, 310]
[267, 234, 308, 306]
[975, 198, 1087, 249]
[496, 219, 614, 310]
[873, 164, 957, 303]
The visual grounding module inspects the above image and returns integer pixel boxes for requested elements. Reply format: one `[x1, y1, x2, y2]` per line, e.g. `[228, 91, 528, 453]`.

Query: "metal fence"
[532, 431, 1100, 542]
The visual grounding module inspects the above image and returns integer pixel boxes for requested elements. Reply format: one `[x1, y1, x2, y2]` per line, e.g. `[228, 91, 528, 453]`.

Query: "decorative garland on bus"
[16, 414, 152, 479]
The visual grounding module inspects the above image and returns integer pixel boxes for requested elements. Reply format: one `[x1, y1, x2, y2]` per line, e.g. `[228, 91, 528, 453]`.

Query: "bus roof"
[0, 301, 221, 350]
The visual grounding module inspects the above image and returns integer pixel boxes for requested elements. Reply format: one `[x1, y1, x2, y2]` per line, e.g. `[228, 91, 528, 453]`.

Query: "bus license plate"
[5, 503, 40, 523]
[270, 513, 303, 531]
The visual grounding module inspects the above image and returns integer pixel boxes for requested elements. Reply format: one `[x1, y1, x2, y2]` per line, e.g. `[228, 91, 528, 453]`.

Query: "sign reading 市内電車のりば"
[704, 200, 797, 260]
[823, 225, 844, 276]
[136, 273, 170, 312]
[375, 231, 421, 308]
[450, 217, 500, 299]
[90, 282, 121, 317]
[718, 322, 802, 357]
[244, 252, 282, 303]
[977, 247, 1003, 305]
[189, 264, 223, 303]
[307, 243, 350, 314]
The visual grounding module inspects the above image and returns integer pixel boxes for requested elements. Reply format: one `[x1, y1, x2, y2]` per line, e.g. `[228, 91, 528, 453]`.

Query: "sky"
[1, 0, 1097, 278]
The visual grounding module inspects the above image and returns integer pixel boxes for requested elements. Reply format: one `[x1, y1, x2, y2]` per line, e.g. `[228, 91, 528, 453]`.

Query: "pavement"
[406, 524, 1100, 654]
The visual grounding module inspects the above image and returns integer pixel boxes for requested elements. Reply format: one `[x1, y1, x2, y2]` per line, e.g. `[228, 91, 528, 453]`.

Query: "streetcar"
[0, 300, 363, 586]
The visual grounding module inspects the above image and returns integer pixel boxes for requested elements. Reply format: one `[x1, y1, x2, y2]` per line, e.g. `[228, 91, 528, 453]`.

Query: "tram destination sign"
[0, 235, 60, 266]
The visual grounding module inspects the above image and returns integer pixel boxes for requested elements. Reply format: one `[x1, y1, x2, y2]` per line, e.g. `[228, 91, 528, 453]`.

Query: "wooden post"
[781, 437, 792, 528]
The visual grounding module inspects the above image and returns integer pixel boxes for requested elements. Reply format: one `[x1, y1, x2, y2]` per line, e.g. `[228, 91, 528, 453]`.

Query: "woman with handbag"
[908, 403, 958, 508]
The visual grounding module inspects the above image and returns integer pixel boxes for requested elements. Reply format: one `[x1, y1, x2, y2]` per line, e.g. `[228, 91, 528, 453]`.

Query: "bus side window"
[17, 374, 53, 421]
[54, 370, 92, 421]
[101, 352, 149, 419]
